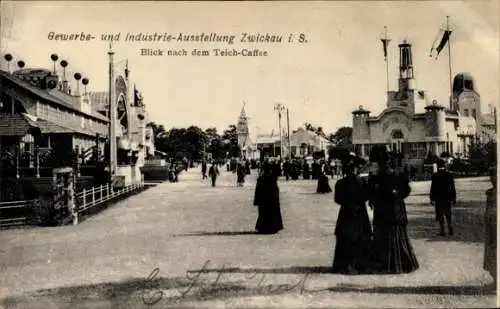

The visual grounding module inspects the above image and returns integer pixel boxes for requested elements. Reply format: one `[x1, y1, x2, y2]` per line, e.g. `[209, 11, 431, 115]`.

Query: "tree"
[332, 126, 352, 147]
[184, 126, 205, 160]
[222, 124, 240, 158]
[204, 127, 224, 160]
[468, 141, 497, 172]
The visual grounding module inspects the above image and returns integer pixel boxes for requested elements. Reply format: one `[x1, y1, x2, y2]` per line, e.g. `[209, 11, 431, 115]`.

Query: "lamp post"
[108, 42, 117, 184]
[286, 108, 291, 159]
[274, 103, 285, 159]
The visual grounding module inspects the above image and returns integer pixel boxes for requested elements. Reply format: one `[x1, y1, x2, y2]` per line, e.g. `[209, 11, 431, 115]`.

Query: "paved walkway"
[0, 168, 496, 308]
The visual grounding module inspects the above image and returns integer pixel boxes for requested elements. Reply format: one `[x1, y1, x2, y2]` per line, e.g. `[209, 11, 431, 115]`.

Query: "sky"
[1, 1, 498, 138]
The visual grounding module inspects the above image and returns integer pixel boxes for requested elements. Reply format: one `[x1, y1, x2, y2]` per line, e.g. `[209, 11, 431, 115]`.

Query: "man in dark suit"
[208, 161, 219, 187]
[430, 159, 456, 236]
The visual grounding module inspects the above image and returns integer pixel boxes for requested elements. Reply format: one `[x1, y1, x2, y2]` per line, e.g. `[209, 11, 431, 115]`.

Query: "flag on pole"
[429, 30, 442, 57]
[436, 30, 452, 56]
[381, 38, 390, 59]
[431, 30, 452, 59]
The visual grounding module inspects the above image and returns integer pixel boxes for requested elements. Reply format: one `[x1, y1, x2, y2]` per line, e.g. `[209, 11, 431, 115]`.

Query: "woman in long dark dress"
[368, 146, 419, 274]
[303, 161, 310, 179]
[316, 162, 332, 193]
[236, 162, 245, 186]
[254, 163, 283, 234]
[332, 158, 372, 274]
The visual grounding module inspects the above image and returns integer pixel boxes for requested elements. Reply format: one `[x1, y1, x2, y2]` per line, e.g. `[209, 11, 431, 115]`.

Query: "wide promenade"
[0, 167, 496, 308]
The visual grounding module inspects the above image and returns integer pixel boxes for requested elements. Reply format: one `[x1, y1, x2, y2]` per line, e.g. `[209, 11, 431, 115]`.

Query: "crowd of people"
[193, 145, 498, 277]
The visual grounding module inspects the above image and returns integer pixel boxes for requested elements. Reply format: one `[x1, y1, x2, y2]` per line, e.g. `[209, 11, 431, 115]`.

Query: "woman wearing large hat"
[368, 145, 419, 274]
[332, 152, 372, 274]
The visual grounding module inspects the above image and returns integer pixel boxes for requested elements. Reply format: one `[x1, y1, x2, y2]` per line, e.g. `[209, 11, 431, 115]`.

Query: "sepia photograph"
[0, 0, 498, 308]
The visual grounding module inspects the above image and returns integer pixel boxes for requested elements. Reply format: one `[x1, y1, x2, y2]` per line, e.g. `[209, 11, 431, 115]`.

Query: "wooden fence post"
[91, 186, 95, 206]
[106, 183, 110, 198]
[100, 184, 103, 201]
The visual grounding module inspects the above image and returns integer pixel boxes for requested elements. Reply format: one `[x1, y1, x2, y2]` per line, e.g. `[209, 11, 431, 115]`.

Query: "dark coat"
[334, 174, 371, 237]
[430, 169, 456, 203]
[254, 173, 283, 233]
[369, 168, 411, 227]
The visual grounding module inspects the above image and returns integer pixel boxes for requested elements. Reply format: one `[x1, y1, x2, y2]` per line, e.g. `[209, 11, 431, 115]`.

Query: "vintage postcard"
[0, 0, 497, 308]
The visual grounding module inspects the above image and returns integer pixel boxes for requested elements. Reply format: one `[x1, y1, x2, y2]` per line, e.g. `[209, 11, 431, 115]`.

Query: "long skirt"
[484, 219, 497, 281]
[255, 204, 283, 234]
[316, 175, 332, 193]
[237, 175, 245, 184]
[370, 224, 419, 274]
[332, 233, 371, 274]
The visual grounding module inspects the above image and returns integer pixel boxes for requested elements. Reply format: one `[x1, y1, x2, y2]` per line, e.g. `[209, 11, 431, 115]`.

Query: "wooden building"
[0, 67, 108, 181]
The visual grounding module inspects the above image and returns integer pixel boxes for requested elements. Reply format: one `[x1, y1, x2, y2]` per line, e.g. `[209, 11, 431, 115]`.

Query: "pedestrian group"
[198, 144, 463, 275]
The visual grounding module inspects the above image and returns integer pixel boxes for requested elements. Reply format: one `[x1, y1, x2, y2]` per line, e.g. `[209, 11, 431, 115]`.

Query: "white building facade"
[352, 40, 496, 167]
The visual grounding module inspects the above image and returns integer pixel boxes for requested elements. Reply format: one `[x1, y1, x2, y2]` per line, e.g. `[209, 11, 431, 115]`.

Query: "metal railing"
[0, 199, 38, 227]
[75, 182, 144, 214]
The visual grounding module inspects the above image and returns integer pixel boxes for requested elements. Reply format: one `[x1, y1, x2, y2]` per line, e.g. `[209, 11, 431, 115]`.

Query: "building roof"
[255, 134, 280, 144]
[0, 113, 39, 136]
[0, 70, 108, 122]
[290, 127, 329, 145]
[0, 113, 104, 137]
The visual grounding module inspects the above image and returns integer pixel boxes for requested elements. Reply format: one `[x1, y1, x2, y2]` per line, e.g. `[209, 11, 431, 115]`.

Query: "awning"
[0, 113, 41, 136]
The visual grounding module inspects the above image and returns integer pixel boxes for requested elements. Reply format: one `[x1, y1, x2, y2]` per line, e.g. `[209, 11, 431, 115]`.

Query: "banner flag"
[381, 38, 390, 59]
[435, 30, 452, 58]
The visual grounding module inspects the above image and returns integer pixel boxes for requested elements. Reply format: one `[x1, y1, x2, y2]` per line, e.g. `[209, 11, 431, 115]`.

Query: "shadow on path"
[407, 201, 486, 243]
[189, 266, 334, 274]
[1, 275, 494, 309]
[175, 231, 258, 236]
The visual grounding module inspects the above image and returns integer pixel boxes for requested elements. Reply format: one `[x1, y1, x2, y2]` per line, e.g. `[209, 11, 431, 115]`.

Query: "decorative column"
[74, 146, 81, 177]
[68, 169, 77, 225]
[35, 145, 40, 178]
[15, 145, 20, 179]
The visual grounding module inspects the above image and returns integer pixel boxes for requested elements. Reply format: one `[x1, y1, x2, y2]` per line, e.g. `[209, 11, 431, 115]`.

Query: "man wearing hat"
[430, 159, 456, 236]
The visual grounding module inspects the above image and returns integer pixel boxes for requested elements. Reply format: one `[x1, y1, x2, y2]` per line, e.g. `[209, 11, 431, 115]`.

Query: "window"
[471, 109, 476, 119]
[464, 109, 469, 117]
[404, 142, 426, 159]
[391, 129, 404, 139]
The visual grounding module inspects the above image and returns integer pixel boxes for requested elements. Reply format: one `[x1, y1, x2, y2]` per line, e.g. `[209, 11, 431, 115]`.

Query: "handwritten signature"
[141, 260, 330, 306]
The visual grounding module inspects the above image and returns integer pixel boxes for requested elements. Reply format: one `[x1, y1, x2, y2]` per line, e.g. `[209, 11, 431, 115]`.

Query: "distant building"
[236, 103, 258, 159]
[255, 131, 281, 159]
[255, 127, 333, 160]
[289, 127, 333, 158]
[351, 40, 496, 167]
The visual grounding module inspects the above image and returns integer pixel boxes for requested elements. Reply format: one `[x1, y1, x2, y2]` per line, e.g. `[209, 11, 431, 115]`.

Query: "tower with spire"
[386, 40, 417, 114]
[236, 102, 250, 158]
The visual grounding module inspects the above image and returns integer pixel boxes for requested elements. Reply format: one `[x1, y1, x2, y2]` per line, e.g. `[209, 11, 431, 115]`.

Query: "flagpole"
[446, 16, 453, 109]
[384, 26, 390, 94]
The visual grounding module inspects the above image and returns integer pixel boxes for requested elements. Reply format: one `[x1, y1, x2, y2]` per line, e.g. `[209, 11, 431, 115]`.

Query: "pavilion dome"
[453, 72, 477, 94]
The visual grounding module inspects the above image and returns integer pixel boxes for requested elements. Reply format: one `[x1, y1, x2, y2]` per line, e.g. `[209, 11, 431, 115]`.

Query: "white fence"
[75, 182, 144, 214]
